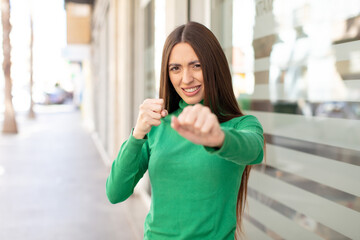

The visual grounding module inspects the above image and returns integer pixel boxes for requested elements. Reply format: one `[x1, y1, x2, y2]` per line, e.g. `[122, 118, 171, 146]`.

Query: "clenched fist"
[133, 99, 168, 139]
[171, 104, 225, 148]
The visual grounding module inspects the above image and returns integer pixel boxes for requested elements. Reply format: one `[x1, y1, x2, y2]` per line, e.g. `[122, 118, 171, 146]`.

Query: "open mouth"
[181, 85, 201, 96]
[183, 86, 200, 93]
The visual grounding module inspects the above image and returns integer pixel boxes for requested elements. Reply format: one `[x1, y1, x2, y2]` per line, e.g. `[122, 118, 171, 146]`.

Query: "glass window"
[211, 0, 233, 64]
[144, 0, 156, 98]
[213, 0, 360, 239]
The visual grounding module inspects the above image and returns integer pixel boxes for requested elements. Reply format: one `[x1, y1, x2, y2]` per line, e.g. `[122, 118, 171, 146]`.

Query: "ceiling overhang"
[65, 0, 94, 4]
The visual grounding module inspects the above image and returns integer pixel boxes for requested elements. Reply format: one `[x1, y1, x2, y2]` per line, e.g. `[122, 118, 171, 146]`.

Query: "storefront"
[209, 0, 360, 238]
[89, 0, 360, 238]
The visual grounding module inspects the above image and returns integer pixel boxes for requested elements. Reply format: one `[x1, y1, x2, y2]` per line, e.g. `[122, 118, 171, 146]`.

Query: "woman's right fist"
[133, 98, 168, 139]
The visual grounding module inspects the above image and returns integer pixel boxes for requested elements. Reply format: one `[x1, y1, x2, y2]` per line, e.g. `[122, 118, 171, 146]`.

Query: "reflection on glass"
[232, 0, 255, 97]
[229, 0, 360, 239]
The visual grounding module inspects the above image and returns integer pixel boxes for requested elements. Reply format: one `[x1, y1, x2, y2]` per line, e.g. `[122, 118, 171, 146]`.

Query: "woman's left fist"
[171, 104, 225, 148]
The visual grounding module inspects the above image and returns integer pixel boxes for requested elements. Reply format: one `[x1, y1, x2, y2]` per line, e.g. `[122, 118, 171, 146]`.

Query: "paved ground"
[0, 105, 145, 240]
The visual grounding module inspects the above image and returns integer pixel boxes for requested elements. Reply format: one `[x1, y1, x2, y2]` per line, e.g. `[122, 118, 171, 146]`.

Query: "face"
[168, 42, 204, 105]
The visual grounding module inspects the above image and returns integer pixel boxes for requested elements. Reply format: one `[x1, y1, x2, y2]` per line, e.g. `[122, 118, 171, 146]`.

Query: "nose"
[182, 68, 193, 85]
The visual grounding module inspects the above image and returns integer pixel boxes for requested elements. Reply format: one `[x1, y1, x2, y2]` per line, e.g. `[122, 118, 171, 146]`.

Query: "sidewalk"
[0, 105, 146, 240]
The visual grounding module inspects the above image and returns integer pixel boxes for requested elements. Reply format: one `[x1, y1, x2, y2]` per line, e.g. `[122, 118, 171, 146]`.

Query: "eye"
[194, 63, 201, 69]
[169, 66, 180, 72]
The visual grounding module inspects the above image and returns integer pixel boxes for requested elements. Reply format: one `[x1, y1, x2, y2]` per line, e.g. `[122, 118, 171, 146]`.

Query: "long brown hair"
[159, 21, 252, 236]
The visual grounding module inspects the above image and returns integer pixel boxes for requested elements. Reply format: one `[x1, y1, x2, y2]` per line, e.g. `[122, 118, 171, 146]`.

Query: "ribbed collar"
[179, 99, 205, 109]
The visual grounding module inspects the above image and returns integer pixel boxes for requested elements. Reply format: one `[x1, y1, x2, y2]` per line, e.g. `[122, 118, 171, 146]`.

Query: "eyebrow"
[168, 60, 200, 67]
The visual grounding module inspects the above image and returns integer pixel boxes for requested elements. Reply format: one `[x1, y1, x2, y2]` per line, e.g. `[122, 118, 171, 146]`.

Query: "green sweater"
[106, 100, 264, 239]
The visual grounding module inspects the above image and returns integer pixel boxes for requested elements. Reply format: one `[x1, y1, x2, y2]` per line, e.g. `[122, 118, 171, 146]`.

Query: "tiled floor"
[0, 106, 143, 240]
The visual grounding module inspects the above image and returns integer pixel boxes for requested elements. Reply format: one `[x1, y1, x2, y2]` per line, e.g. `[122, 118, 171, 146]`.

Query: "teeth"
[183, 86, 200, 93]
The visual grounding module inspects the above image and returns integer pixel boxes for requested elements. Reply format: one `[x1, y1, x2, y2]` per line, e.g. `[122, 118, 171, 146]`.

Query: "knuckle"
[203, 106, 210, 113]
[178, 113, 186, 121]
[155, 105, 162, 111]
[184, 106, 192, 112]
[194, 104, 202, 109]
[211, 113, 217, 120]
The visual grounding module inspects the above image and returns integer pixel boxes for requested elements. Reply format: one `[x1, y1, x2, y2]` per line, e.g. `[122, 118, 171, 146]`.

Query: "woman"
[106, 22, 264, 239]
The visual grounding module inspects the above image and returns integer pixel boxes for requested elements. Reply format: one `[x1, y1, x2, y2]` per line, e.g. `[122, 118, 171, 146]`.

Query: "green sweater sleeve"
[106, 130, 150, 204]
[204, 115, 264, 165]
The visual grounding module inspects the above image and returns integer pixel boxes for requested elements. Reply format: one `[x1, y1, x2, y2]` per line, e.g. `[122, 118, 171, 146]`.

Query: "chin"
[182, 96, 203, 105]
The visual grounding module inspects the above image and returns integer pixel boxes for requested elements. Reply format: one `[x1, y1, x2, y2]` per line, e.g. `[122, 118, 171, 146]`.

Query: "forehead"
[169, 42, 199, 63]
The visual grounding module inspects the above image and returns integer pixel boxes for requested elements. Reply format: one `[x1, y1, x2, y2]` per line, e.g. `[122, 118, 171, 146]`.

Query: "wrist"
[215, 130, 225, 148]
[133, 128, 146, 139]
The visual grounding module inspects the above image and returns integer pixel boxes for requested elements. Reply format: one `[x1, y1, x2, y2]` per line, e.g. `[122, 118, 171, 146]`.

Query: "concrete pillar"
[165, 0, 188, 36]
[189, 0, 211, 28]
[116, 0, 135, 149]
[107, 0, 118, 161]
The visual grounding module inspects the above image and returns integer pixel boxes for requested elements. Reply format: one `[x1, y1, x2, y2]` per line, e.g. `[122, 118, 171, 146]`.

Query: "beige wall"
[165, 0, 188, 35]
[91, 0, 145, 164]
[66, 3, 91, 44]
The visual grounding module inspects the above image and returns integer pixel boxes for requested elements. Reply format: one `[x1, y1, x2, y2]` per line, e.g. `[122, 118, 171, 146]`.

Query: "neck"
[179, 99, 204, 109]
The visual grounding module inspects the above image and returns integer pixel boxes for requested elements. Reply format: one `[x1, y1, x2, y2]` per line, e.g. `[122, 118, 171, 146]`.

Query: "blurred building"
[65, 0, 360, 239]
